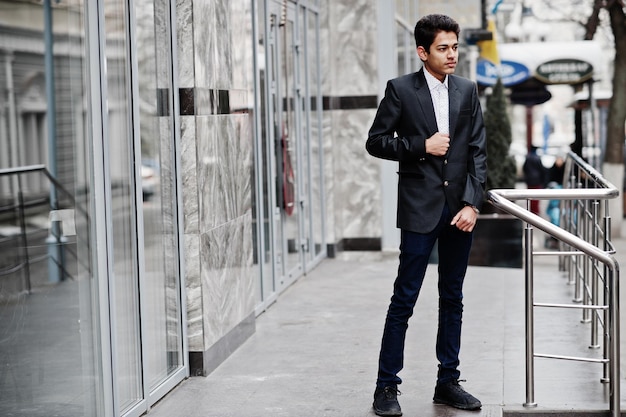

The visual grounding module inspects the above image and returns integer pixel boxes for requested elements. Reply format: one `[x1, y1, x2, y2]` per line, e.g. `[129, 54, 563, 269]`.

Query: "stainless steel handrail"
[0, 164, 89, 286]
[487, 184, 620, 417]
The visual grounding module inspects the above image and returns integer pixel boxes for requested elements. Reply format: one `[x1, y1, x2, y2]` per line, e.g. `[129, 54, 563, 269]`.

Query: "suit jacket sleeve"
[365, 80, 427, 162]
[461, 83, 487, 210]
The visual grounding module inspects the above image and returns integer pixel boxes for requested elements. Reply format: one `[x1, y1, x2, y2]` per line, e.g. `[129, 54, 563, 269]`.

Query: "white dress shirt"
[424, 70, 449, 135]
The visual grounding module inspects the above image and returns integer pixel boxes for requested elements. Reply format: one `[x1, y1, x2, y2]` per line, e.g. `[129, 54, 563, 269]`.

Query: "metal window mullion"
[87, 0, 115, 415]
[126, 1, 150, 415]
[267, 2, 281, 291]
[291, 4, 305, 269]
[168, 0, 189, 380]
[313, 8, 326, 259]
[251, 0, 268, 306]
[299, 5, 315, 268]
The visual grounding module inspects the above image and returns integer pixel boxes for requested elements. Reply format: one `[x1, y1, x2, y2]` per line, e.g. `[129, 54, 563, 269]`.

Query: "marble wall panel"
[332, 109, 381, 239]
[193, 0, 232, 89]
[230, 113, 254, 217]
[308, 111, 326, 248]
[230, 0, 252, 93]
[317, 0, 332, 95]
[200, 215, 254, 347]
[191, 1, 215, 88]
[158, 118, 175, 221]
[330, 0, 378, 96]
[153, 0, 171, 87]
[322, 112, 336, 244]
[197, 113, 253, 233]
[181, 116, 199, 234]
[196, 116, 221, 230]
[184, 233, 203, 351]
[179, 0, 255, 361]
[176, 0, 195, 88]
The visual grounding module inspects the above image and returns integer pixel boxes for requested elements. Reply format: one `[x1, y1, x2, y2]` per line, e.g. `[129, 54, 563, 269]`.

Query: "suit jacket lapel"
[448, 76, 461, 138]
[414, 70, 438, 135]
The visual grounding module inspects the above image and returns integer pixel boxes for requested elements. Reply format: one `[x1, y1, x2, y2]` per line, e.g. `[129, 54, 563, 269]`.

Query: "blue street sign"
[477, 59, 531, 86]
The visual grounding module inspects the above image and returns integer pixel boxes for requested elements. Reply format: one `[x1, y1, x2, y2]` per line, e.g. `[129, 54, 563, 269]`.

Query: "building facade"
[0, 1, 481, 416]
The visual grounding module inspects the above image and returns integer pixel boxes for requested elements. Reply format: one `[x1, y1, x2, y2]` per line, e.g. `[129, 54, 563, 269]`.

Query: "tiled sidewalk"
[146, 234, 626, 417]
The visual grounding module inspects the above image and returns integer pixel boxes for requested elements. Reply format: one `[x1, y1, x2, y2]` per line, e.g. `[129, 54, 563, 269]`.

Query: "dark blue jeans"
[376, 204, 473, 388]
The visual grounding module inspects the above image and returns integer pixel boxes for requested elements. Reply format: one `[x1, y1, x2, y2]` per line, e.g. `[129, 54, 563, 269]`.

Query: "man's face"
[417, 30, 458, 82]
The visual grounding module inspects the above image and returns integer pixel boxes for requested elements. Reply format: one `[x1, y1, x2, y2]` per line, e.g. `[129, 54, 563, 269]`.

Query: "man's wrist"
[465, 204, 480, 214]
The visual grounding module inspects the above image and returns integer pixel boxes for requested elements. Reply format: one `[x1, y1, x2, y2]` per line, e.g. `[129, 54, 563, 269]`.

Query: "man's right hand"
[426, 133, 450, 156]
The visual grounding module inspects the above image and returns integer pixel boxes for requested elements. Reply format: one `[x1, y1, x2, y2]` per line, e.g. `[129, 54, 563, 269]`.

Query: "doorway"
[253, 0, 325, 312]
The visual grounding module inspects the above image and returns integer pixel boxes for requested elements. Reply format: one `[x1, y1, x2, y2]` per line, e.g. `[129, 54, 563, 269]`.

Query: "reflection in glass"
[103, 0, 143, 412]
[0, 1, 101, 416]
[280, 18, 302, 279]
[254, 0, 278, 307]
[253, 2, 324, 309]
[134, 0, 184, 391]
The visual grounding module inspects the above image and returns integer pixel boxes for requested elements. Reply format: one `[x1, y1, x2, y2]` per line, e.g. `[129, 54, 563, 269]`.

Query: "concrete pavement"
[146, 230, 626, 417]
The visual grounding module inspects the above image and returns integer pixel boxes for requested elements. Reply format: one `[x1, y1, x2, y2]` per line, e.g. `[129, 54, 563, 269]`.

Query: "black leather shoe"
[373, 386, 402, 416]
[433, 380, 481, 410]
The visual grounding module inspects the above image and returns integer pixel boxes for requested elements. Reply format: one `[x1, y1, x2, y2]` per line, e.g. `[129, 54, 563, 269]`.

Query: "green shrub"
[484, 78, 517, 190]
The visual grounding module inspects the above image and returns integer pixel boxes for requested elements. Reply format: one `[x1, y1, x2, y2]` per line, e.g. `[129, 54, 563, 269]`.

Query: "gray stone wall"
[320, 0, 382, 250]
[177, 0, 255, 375]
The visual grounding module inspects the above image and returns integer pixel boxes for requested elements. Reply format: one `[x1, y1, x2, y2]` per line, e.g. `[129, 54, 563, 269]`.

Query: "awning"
[570, 89, 612, 109]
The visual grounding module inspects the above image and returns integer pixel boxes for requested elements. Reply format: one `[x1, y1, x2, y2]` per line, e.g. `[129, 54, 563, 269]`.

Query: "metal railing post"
[608, 265, 620, 417]
[582, 200, 591, 323]
[524, 223, 537, 407]
[590, 201, 600, 348]
[602, 204, 612, 383]
[574, 194, 583, 302]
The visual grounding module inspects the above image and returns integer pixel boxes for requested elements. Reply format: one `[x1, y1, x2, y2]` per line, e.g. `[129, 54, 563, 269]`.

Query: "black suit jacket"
[366, 69, 487, 234]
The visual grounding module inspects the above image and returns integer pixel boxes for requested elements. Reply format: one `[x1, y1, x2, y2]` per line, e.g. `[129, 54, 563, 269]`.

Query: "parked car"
[141, 164, 159, 200]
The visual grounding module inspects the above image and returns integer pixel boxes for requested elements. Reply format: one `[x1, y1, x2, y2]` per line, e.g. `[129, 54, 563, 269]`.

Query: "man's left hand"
[450, 206, 478, 232]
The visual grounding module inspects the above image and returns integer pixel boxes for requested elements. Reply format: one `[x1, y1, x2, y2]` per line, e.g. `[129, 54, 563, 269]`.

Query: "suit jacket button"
[444, 159, 448, 164]
[444, 180, 449, 186]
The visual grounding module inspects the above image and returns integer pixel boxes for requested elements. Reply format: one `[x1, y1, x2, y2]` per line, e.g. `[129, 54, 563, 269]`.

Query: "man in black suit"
[366, 14, 487, 416]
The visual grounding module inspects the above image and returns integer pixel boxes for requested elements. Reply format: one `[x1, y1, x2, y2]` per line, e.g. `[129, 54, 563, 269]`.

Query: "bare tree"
[532, 0, 624, 165]
[581, 0, 603, 39]
[586, 0, 626, 235]
[602, 1, 626, 166]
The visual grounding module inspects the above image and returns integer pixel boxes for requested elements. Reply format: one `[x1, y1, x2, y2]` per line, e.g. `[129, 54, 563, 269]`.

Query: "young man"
[366, 14, 487, 416]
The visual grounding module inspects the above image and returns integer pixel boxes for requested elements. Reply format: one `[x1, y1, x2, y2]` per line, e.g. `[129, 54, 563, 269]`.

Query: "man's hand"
[426, 133, 450, 156]
[451, 205, 478, 232]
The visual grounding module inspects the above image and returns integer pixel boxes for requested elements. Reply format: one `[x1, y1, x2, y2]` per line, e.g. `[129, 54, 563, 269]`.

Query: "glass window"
[133, 0, 184, 393]
[102, 0, 144, 411]
[0, 1, 102, 416]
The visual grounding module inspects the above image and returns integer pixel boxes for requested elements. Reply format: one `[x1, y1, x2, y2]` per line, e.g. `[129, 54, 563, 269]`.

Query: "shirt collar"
[423, 68, 448, 91]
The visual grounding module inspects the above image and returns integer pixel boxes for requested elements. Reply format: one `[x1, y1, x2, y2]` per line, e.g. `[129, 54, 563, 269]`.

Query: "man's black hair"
[414, 14, 460, 51]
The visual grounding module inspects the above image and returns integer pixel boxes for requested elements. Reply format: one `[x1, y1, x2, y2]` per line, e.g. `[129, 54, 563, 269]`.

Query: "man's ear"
[416, 46, 428, 61]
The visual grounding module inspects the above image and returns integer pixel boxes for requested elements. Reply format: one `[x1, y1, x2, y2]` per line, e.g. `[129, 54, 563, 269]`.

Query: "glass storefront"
[0, 1, 185, 416]
[0, 1, 102, 416]
[0, 0, 326, 413]
[252, 0, 325, 312]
